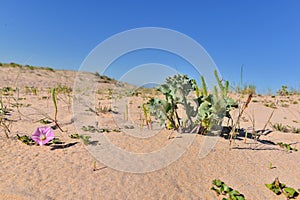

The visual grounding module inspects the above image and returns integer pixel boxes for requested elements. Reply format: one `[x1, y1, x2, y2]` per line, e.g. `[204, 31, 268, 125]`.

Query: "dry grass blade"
[229, 93, 253, 148]
[263, 109, 274, 131]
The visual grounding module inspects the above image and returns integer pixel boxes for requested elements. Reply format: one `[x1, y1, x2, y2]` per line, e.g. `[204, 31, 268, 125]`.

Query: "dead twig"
[229, 93, 252, 148]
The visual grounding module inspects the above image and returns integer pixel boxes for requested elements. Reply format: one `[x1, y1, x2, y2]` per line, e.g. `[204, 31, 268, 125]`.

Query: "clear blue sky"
[1, 0, 300, 94]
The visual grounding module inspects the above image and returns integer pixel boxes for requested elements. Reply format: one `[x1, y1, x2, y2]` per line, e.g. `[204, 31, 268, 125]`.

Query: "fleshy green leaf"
[235, 196, 245, 200]
[229, 190, 240, 196]
[283, 187, 298, 198]
[214, 179, 223, 187]
[223, 184, 231, 193]
[265, 183, 273, 189]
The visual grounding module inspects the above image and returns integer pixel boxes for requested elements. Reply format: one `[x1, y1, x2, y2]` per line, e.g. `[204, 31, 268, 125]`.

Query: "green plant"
[54, 84, 72, 111]
[31, 87, 37, 95]
[265, 178, 299, 199]
[142, 103, 152, 129]
[25, 65, 35, 70]
[272, 123, 289, 132]
[79, 135, 92, 145]
[51, 88, 63, 131]
[236, 84, 256, 95]
[39, 118, 52, 124]
[277, 85, 289, 96]
[24, 86, 38, 95]
[281, 103, 289, 108]
[70, 133, 98, 145]
[269, 162, 274, 169]
[17, 133, 63, 146]
[112, 128, 121, 132]
[0, 94, 12, 138]
[124, 125, 134, 129]
[37, 88, 64, 131]
[87, 103, 113, 115]
[81, 135, 97, 145]
[107, 89, 113, 99]
[277, 142, 298, 152]
[70, 133, 80, 139]
[264, 102, 277, 109]
[124, 104, 129, 121]
[1, 86, 15, 96]
[50, 137, 63, 144]
[126, 89, 141, 97]
[96, 103, 112, 114]
[291, 127, 300, 134]
[45, 67, 54, 71]
[147, 74, 192, 132]
[54, 84, 72, 94]
[93, 161, 97, 171]
[81, 125, 110, 133]
[211, 179, 245, 200]
[16, 134, 35, 145]
[147, 71, 237, 134]
[229, 94, 252, 146]
[9, 62, 22, 68]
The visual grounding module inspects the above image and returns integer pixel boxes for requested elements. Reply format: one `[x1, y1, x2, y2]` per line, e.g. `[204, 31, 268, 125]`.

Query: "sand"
[0, 65, 299, 199]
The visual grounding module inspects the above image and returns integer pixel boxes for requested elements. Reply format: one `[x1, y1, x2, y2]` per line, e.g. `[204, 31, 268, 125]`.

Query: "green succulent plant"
[265, 178, 299, 199]
[277, 142, 298, 152]
[147, 70, 237, 134]
[211, 179, 246, 200]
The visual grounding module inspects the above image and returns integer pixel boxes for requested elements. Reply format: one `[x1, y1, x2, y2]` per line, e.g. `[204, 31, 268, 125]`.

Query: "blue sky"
[1, 0, 300, 93]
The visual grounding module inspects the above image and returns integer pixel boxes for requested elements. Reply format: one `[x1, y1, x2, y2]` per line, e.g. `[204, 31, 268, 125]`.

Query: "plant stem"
[229, 94, 252, 148]
[51, 88, 64, 132]
[52, 88, 58, 122]
[142, 103, 148, 126]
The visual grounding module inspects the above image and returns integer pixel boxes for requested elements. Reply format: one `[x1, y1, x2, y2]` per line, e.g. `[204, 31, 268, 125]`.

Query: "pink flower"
[31, 127, 54, 146]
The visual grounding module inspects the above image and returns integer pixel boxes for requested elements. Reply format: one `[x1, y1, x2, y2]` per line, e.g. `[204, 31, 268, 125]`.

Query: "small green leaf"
[235, 196, 245, 200]
[265, 183, 273, 189]
[280, 183, 286, 188]
[283, 187, 298, 198]
[40, 118, 52, 124]
[273, 188, 281, 195]
[229, 190, 240, 196]
[220, 185, 224, 194]
[51, 138, 63, 144]
[223, 184, 231, 193]
[213, 179, 222, 187]
[70, 133, 80, 139]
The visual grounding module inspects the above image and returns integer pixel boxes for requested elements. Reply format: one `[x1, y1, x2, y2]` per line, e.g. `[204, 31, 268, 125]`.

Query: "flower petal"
[45, 127, 54, 138]
[31, 126, 55, 146]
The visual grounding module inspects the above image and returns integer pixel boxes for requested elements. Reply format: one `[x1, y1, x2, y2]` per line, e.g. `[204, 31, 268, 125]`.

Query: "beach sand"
[0, 66, 299, 199]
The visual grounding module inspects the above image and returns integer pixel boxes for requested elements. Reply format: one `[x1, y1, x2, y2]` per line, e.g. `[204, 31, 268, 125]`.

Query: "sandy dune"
[0, 65, 299, 199]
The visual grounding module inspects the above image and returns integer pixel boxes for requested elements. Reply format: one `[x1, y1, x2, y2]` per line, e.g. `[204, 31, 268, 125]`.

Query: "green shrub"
[277, 85, 289, 96]
[147, 70, 237, 134]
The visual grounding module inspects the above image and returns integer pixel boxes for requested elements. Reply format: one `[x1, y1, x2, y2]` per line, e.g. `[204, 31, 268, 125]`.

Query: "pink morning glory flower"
[31, 126, 54, 146]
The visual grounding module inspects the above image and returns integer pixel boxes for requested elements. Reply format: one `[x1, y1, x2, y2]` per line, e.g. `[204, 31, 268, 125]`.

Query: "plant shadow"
[88, 141, 99, 145]
[221, 127, 273, 141]
[50, 142, 79, 150]
[94, 166, 108, 171]
[220, 126, 281, 150]
[231, 146, 280, 151]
